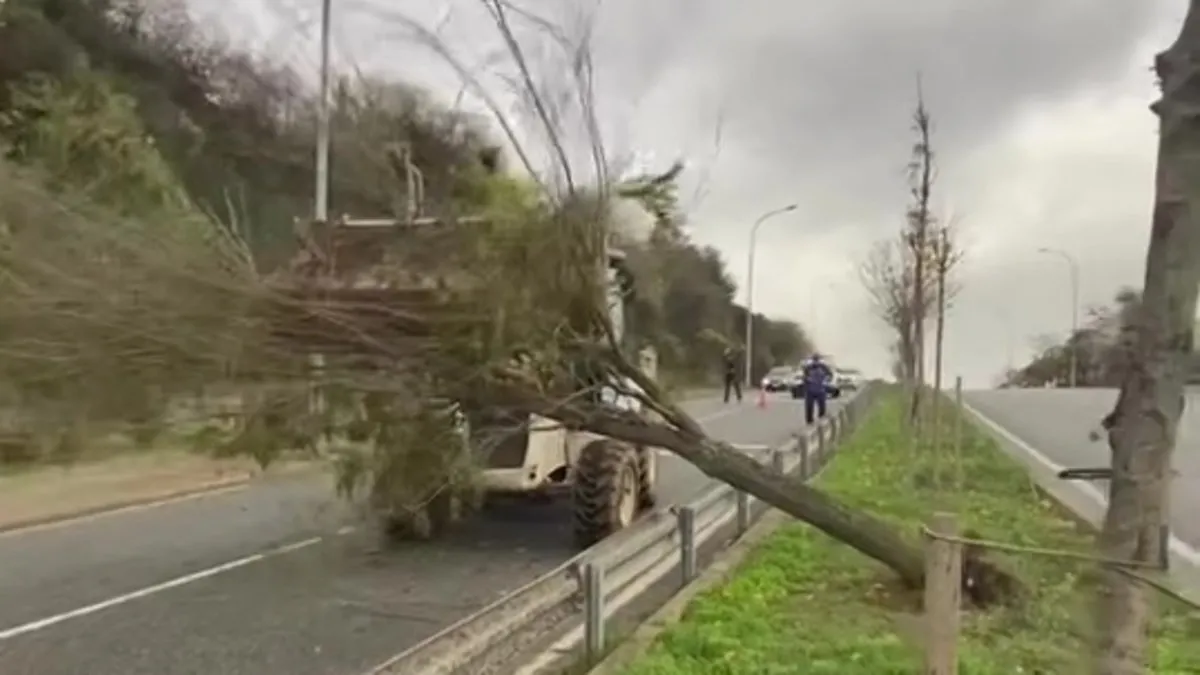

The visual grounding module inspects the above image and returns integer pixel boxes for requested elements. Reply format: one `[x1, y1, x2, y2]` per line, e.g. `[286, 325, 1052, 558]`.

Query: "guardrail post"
[799, 435, 810, 479]
[954, 376, 964, 492]
[678, 506, 697, 584]
[735, 490, 751, 535]
[816, 420, 827, 463]
[583, 563, 605, 660]
[771, 447, 786, 473]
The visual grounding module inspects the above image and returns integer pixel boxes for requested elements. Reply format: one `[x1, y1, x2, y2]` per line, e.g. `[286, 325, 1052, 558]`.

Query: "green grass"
[623, 391, 1200, 674]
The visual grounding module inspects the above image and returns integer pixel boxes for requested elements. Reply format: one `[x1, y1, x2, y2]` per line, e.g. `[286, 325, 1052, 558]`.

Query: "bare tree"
[862, 79, 941, 426]
[1091, 5, 1200, 672]
[928, 221, 964, 460]
[904, 77, 937, 425]
[860, 236, 922, 389]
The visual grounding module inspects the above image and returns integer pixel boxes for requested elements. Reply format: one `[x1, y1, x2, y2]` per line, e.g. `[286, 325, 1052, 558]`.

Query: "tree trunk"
[480, 376, 1017, 600]
[1093, 7, 1200, 672]
[931, 257, 947, 464]
[563, 391, 928, 585]
[910, 277, 926, 425]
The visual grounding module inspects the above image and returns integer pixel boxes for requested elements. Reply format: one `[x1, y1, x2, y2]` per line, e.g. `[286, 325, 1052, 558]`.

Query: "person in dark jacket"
[722, 347, 742, 403]
[800, 353, 833, 424]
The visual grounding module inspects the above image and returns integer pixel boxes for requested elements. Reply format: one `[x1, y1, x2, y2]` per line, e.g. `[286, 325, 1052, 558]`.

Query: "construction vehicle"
[468, 246, 659, 546]
[270, 213, 659, 548]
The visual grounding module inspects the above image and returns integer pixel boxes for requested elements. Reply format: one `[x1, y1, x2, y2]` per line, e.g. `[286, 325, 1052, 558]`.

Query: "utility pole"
[1038, 247, 1080, 387]
[314, 0, 333, 222]
[744, 204, 798, 388]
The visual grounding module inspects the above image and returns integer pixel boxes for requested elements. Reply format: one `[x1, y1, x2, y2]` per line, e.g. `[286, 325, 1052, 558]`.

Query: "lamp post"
[745, 204, 798, 388]
[1037, 247, 1081, 387]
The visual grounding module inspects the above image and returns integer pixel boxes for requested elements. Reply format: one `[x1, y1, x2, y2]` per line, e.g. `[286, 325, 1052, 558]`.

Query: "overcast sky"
[200, 0, 1185, 388]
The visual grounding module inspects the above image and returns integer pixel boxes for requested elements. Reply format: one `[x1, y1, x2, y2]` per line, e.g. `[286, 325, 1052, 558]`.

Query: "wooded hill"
[0, 0, 813, 390]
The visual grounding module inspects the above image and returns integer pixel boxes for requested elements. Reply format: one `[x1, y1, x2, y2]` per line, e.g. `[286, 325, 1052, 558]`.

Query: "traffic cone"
[757, 387, 768, 409]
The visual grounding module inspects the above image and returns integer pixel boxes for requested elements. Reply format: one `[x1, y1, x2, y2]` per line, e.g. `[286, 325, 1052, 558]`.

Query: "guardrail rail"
[368, 386, 877, 675]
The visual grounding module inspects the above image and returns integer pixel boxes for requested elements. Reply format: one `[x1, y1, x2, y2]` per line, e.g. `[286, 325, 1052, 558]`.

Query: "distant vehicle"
[834, 368, 864, 392]
[789, 364, 841, 400]
[760, 366, 793, 392]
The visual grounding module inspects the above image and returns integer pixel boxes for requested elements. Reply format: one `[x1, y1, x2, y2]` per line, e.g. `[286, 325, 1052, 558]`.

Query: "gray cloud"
[201, 0, 1183, 385]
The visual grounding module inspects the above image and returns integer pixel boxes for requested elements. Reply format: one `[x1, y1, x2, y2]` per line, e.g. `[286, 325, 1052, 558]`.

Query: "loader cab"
[599, 247, 644, 413]
[605, 247, 634, 346]
[473, 244, 659, 548]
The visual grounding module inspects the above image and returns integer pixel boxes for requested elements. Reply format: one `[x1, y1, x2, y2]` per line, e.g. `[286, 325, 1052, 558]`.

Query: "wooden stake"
[924, 512, 962, 674]
[954, 376, 963, 494]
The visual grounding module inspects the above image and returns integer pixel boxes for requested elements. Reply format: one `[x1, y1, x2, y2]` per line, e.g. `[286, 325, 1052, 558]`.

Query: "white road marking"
[964, 401, 1200, 566]
[0, 400, 763, 640]
[0, 536, 324, 641]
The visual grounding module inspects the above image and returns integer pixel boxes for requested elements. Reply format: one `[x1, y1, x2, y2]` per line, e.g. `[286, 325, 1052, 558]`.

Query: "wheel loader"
[270, 214, 659, 548]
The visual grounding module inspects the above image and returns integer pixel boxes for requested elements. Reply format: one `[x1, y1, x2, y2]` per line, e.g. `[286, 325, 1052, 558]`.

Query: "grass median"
[623, 390, 1200, 675]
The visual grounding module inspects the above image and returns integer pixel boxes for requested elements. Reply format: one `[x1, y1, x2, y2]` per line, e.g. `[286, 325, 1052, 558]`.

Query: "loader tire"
[636, 446, 657, 511]
[426, 489, 459, 535]
[572, 440, 640, 548]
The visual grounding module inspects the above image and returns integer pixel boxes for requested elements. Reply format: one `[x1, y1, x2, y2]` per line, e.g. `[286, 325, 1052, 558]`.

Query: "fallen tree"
[0, 0, 1020, 602]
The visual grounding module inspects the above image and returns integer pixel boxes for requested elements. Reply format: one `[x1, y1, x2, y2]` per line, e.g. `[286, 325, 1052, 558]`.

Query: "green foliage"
[1, 71, 190, 217]
[0, 0, 505, 265]
[625, 392, 1200, 674]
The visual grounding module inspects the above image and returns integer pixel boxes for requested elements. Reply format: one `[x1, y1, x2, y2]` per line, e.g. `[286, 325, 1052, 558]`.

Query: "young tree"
[928, 221, 963, 458]
[1091, 5, 1200, 672]
[861, 81, 942, 428]
[904, 79, 937, 424]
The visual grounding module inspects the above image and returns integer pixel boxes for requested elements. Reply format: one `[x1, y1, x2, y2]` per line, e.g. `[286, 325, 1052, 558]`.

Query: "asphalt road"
[0, 393, 830, 675]
[963, 388, 1200, 549]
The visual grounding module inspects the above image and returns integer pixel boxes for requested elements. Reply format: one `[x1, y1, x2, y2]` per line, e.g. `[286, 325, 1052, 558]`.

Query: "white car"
[760, 366, 793, 392]
[834, 367, 865, 392]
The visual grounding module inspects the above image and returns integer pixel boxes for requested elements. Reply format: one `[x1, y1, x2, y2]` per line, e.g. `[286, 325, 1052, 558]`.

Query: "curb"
[0, 458, 328, 535]
[584, 508, 792, 675]
[0, 472, 255, 535]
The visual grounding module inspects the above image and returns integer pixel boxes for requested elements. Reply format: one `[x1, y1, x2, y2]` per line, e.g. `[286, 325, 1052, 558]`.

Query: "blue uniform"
[801, 361, 832, 394]
[801, 359, 831, 424]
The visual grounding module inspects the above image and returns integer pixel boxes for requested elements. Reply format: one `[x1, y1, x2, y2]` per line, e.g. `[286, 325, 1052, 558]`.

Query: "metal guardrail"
[368, 387, 876, 675]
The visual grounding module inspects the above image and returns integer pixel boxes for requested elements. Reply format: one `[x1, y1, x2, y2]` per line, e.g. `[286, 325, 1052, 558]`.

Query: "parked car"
[760, 366, 793, 392]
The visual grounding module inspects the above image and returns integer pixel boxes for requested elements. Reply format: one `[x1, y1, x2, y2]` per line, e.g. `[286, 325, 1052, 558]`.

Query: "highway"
[0, 394, 826, 675]
[964, 388, 1200, 552]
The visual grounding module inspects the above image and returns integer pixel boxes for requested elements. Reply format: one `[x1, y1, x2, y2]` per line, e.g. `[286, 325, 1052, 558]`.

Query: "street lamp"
[1037, 247, 1081, 387]
[745, 203, 799, 388]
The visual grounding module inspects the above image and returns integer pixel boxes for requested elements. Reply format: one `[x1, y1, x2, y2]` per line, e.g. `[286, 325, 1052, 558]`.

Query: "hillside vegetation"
[0, 0, 812, 457]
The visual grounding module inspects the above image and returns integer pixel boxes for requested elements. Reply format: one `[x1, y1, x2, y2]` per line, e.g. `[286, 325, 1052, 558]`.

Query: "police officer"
[722, 347, 742, 403]
[800, 353, 833, 424]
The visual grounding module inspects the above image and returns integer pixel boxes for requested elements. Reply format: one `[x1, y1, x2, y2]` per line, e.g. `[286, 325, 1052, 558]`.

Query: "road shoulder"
[0, 452, 312, 534]
[962, 400, 1200, 604]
